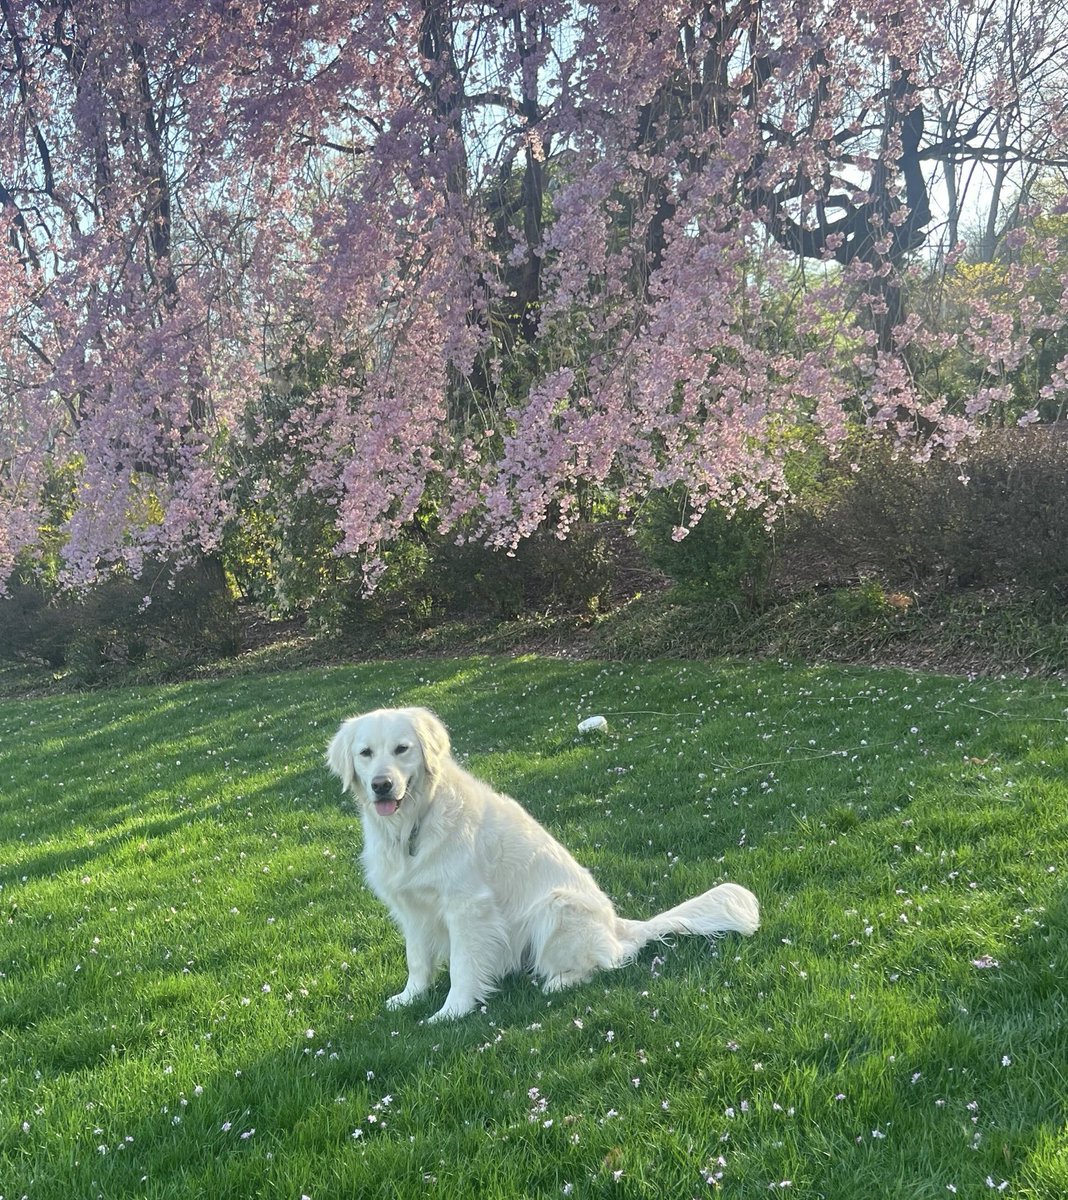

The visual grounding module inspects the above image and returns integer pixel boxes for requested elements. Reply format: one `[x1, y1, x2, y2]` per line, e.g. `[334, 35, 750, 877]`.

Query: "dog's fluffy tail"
[614, 883, 760, 958]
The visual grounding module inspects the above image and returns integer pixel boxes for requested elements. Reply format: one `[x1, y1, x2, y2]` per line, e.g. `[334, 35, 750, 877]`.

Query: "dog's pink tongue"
[374, 798, 400, 816]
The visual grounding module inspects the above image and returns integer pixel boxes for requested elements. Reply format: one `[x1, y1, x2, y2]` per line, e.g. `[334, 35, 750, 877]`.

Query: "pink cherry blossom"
[0, 2, 1064, 590]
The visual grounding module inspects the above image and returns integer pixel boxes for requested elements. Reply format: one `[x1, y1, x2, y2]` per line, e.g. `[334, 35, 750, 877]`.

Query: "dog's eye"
[358, 748, 373, 758]
[394, 743, 410, 754]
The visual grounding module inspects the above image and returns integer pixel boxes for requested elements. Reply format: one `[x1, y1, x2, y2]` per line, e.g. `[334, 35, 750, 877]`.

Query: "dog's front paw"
[386, 990, 418, 1010]
[426, 1000, 475, 1023]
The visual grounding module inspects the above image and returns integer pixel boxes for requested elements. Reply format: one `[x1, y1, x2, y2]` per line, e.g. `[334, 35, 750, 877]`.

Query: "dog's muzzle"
[371, 775, 403, 816]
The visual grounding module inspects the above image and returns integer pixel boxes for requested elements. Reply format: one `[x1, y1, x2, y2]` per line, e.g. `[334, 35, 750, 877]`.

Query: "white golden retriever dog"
[327, 706, 760, 1022]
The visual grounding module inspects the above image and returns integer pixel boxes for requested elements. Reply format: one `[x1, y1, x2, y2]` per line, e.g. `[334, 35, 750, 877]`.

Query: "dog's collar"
[407, 820, 421, 857]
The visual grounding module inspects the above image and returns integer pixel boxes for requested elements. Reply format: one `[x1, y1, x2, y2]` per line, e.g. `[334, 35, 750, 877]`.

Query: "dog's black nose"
[371, 776, 394, 797]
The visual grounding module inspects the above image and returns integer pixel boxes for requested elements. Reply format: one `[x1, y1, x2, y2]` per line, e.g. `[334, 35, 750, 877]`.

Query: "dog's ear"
[326, 718, 359, 793]
[406, 707, 451, 781]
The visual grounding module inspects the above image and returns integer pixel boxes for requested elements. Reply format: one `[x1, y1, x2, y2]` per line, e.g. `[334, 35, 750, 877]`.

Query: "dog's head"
[326, 706, 451, 818]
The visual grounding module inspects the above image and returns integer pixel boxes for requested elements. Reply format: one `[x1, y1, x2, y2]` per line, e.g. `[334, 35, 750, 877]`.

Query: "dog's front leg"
[426, 896, 503, 1022]
[386, 909, 444, 1011]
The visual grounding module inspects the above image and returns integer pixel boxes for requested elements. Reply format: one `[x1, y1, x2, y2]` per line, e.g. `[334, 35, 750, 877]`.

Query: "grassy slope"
[1, 656, 1066, 1198]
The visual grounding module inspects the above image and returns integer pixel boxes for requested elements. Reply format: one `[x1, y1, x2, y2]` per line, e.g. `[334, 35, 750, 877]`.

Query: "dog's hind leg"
[532, 887, 623, 994]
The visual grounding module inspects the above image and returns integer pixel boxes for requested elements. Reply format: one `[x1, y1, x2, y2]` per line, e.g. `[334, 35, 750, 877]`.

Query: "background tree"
[1, 0, 1066, 596]
[925, 0, 1068, 265]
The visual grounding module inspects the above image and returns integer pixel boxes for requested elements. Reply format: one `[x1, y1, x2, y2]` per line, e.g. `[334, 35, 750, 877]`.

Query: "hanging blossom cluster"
[1, 0, 1067, 589]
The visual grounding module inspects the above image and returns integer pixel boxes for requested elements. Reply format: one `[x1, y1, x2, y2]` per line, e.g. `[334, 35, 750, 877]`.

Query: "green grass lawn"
[1, 656, 1066, 1198]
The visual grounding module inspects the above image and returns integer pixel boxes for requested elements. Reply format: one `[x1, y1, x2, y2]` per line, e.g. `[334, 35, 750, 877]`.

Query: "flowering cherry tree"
[1, 0, 1066, 591]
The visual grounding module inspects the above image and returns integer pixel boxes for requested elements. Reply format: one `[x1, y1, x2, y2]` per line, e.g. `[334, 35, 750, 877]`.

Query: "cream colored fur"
[327, 706, 760, 1022]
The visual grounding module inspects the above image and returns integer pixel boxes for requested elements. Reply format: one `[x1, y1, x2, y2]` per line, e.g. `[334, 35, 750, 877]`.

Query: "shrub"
[299, 519, 627, 638]
[0, 558, 241, 683]
[946, 429, 1068, 596]
[796, 429, 1068, 598]
[0, 576, 71, 667]
[833, 580, 894, 622]
[422, 523, 620, 620]
[638, 488, 776, 613]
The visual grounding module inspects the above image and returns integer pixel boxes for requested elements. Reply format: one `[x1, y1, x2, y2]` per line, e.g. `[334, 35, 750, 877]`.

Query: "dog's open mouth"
[374, 797, 402, 816]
